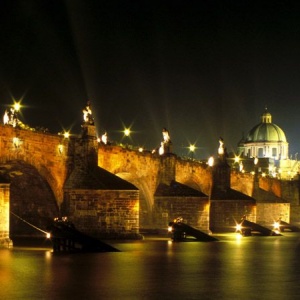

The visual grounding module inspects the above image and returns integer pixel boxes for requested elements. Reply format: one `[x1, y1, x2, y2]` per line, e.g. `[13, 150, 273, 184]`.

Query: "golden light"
[236, 232, 243, 241]
[208, 156, 214, 166]
[46, 232, 51, 239]
[13, 101, 21, 112]
[63, 131, 70, 139]
[168, 226, 173, 232]
[133, 201, 139, 212]
[13, 137, 20, 148]
[254, 157, 258, 165]
[138, 147, 143, 152]
[189, 144, 195, 152]
[273, 221, 280, 231]
[124, 128, 131, 137]
[234, 156, 240, 163]
[236, 223, 242, 232]
[58, 144, 63, 154]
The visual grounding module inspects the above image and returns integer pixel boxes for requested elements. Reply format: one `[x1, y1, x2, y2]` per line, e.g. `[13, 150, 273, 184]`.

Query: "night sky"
[1, 1, 300, 159]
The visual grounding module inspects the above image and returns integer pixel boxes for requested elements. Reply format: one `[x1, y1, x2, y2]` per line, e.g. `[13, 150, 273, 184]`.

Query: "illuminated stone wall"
[0, 183, 11, 247]
[98, 145, 212, 228]
[175, 159, 212, 196]
[209, 200, 256, 233]
[0, 123, 299, 235]
[99, 144, 300, 229]
[65, 189, 139, 236]
[256, 203, 290, 226]
[153, 196, 210, 231]
[0, 125, 70, 205]
[230, 172, 255, 197]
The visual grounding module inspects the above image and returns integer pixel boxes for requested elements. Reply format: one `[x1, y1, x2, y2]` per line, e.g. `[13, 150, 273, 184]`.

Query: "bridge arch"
[116, 171, 155, 227]
[0, 125, 69, 206]
[0, 160, 59, 237]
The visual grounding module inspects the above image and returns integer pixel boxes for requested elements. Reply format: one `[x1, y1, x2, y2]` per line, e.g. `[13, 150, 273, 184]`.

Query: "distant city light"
[63, 131, 70, 139]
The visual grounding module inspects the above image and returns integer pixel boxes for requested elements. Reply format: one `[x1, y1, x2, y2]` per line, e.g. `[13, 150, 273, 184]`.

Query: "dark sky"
[1, 0, 300, 159]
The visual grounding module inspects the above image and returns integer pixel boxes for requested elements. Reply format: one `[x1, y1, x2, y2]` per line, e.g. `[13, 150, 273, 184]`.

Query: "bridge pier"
[0, 181, 13, 248]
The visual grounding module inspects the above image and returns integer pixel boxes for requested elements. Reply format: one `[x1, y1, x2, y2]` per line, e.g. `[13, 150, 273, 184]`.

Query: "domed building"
[238, 108, 289, 160]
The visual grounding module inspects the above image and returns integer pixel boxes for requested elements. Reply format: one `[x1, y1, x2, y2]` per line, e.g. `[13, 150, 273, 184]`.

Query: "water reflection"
[1, 234, 300, 299]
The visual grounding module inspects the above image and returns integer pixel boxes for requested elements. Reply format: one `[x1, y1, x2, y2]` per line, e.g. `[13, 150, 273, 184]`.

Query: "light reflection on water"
[1, 233, 300, 300]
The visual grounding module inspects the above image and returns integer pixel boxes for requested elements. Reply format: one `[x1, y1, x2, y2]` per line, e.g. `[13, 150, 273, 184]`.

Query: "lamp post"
[189, 144, 195, 160]
[122, 127, 131, 148]
[124, 128, 131, 137]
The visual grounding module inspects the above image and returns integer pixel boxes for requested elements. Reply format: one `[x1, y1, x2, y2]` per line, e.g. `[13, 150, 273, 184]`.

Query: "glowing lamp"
[63, 131, 70, 139]
[273, 222, 280, 231]
[189, 144, 195, 152]
[124, 128, 131, 137]
[236, 224, 242, 232]
[13, 102, 21, 112]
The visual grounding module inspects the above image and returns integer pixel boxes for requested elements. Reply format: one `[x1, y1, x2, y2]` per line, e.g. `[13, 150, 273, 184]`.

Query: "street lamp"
[124, 128, 131, 137]
[189, 144, 195, 159]
[63, 131, 70, 139]
[13, 101, 21, 112]
[122, 127, 132, 148]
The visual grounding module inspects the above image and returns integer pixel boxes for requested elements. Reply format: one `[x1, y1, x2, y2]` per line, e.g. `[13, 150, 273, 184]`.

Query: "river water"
[1, 233, 300, 300]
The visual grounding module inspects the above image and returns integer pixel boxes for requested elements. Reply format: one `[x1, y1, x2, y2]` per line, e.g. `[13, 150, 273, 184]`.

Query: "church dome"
[238, 108, 288, 160]
[245, 109, 287, 143]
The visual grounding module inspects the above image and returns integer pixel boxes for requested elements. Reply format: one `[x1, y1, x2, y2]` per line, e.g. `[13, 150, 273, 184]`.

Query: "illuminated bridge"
[0, 103, 298, 245]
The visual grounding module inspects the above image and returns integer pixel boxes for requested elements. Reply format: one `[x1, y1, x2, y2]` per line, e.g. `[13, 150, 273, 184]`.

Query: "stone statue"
[162, 128, 170, 143]
[82, 101, 94, 125]
[218, 137, 224, 155]
[160, 128, 172, 155]
[3, 110, 9, 125]
[101, 132, 108, 144]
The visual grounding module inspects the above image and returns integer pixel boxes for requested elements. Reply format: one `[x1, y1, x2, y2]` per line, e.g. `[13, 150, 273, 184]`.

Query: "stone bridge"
[0, 120, 298, 241]
[0, 122, 215, 235]
[98, 144, 213, 225]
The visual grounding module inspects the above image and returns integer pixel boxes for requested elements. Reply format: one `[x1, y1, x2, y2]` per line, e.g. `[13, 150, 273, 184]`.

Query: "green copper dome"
[245, 109, 287, 143]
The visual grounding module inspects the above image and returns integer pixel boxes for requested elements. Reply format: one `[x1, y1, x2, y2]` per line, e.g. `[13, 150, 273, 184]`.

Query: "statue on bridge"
[218, 137, 224, 156]
[218, 137, 228, 159]
[158, 128, 172, 155]
[101, 132, 108, 144]
[3, 108, 19, 127]
[82, 101, 94, 125]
